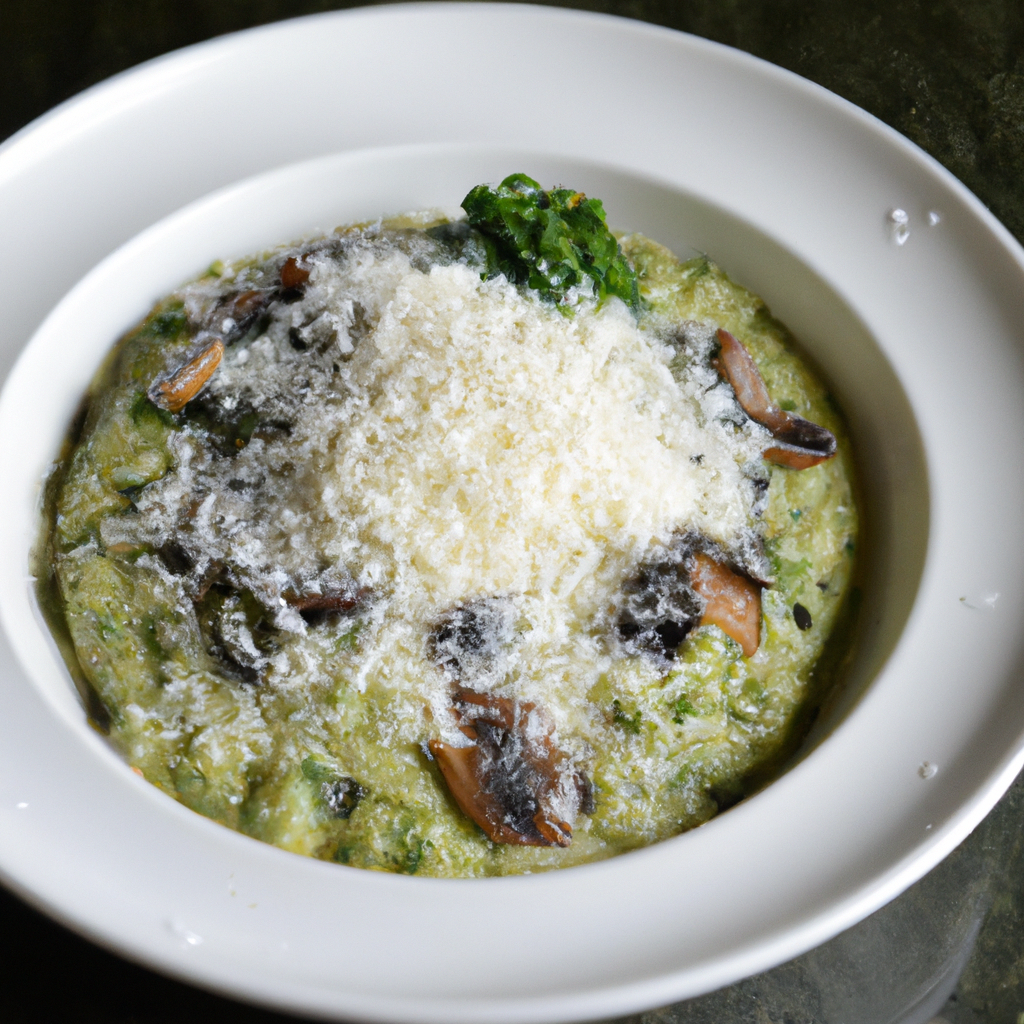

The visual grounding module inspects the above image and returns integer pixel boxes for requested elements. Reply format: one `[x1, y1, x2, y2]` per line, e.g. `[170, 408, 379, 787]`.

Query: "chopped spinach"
[612, 698, 643, 734]
[462, 173, 639, 312]
[139, 302, 187, 340]
[671, 696, 697, 723]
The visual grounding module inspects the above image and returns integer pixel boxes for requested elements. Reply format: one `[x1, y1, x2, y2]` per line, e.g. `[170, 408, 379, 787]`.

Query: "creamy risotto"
[38, 176, 858, 876]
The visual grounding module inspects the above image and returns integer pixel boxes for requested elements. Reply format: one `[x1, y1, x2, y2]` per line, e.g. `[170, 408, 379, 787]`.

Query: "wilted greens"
[462, 173, 640, 311]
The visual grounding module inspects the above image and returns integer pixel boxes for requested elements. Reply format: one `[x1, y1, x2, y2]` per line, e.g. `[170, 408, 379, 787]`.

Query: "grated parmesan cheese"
[128, 242, 768, 720]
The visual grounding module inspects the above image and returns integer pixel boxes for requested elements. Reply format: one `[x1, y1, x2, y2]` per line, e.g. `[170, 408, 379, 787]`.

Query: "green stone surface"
[2, 1, 1023, 1021]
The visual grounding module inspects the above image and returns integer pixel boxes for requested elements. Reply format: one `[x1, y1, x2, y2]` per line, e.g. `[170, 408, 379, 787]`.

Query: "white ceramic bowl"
[2, 7, 1024, 1023]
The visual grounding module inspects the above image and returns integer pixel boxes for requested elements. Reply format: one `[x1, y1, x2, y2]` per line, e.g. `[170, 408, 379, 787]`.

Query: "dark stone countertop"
[2, 2, 1023, 1021]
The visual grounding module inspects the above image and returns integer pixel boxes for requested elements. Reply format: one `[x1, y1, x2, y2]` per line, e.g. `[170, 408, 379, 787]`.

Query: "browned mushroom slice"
[194, 581, 278, 685]
[210, 289, 270, 342]
[148, 339, 224, 413]
[282, 589, 362, 614]
[615, 532, 769, 664]
[714, 328, 836, 469]
[282, 583, 369, 625]
[429, 689, 591, 847]
[689, 552, 762, 657]
[280, 255, 312, 291]
[615, 550, 703, 663]
[762, 437, 836, 471]
[426, 599, 513, 682]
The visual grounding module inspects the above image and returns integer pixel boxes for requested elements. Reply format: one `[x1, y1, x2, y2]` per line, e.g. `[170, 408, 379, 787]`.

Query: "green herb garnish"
[671, 696, 697, 723]
[612, 698, 643, 734]
[462, 173, 639, 312]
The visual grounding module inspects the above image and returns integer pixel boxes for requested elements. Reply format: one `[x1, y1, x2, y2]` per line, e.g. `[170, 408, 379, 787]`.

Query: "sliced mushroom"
[733, 529, 775, 588]
[762, 436, 836, 471]
[689, 552, 761, 657]
[282, 582, 369, 625]
[148, 339, 224, 413]
[616, 533, 765, 662]
[282, 587, 363, 614]
[300, 757, 367, 819]
[155, 540, 196, 576]
[426, 598, 514, 683]
[429, 689, 592, 847]
[195, 583, 277, 685]
[278, 238, 353, 297]
[320, 775, 365, 819]
[280, 255, 312, 293]
[615, 547, 704, 664]
[714, 328, 836, 469]
[209, 289, 270, 343]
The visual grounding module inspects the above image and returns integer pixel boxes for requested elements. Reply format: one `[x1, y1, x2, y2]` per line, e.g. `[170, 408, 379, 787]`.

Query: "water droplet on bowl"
[927, 210, 942, 226]
[887, 208, 910, 245]
[167, 918, 204, 947]
[918, 761, 938, 779]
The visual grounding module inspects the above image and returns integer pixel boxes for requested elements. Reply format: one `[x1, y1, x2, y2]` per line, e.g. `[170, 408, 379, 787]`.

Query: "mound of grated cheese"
[128, 240, 768, 732]
[315, 260, 760, 614]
